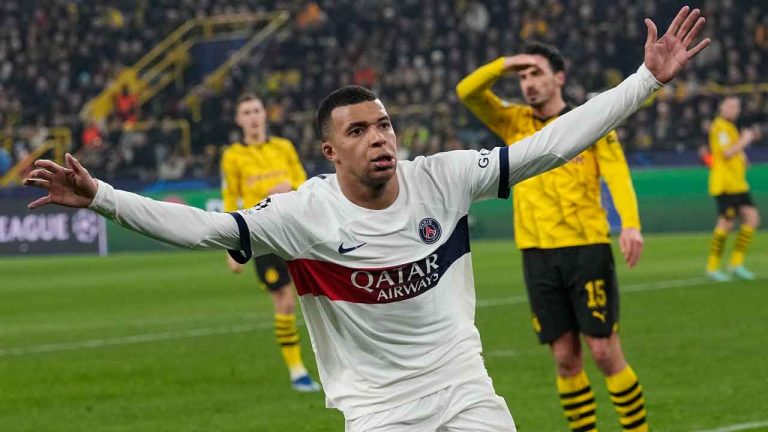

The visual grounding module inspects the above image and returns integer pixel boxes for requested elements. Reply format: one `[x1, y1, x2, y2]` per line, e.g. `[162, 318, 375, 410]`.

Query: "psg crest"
[418, 218, 442, 244]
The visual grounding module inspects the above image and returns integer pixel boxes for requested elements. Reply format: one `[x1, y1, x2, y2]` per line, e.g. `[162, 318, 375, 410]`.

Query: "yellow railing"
[0, 127, 72, 187]
[80, 12, 288, 123]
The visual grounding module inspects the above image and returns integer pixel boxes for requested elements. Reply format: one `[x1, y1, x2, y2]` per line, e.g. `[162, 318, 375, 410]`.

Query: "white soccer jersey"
[88, 64, 661, 420]
[233, 147, 511, 417]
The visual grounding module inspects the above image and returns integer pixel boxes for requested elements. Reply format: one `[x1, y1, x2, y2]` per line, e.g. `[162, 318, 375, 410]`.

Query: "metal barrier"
[80, 12, 289, 124]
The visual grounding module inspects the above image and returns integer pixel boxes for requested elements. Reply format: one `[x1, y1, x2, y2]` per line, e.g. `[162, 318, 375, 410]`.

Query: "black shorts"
[522, 244, 619, 344]
[715, 193, 754, 219]
[253, 253, 292, 292]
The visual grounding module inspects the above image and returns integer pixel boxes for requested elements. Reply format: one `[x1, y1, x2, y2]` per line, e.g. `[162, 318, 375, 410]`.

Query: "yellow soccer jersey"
[221, 136, 307, 211]
[708, 116, 749, 196]
[457, 57, 640, 249]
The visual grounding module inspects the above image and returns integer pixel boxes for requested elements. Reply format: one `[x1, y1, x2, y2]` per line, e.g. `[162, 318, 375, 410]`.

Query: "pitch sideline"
[693, 420, 768, 432]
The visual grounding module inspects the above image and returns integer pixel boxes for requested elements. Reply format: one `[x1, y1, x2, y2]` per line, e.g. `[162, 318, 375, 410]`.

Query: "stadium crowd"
[1, 0, 767, 180]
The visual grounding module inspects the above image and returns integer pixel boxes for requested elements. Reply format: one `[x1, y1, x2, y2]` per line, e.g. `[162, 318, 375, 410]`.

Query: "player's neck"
[338, 175, 400, 210]
[532, 96, 567, 119]
[244, 132, 266, 145]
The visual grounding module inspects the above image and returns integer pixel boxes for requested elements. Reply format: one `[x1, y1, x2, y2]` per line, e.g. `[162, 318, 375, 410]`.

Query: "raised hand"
[23, 153, 98, 209]
[644, 6, 711, 84]
[503, 54, 539, 72]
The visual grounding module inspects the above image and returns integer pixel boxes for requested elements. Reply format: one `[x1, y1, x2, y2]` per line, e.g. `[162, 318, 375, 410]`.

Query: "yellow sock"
[606, 365, 648, 431]
[707, 228, 728, 272]
[729, 225, 755, 267]
[558, 370, 598, 432]
[274, 313, 306, 379]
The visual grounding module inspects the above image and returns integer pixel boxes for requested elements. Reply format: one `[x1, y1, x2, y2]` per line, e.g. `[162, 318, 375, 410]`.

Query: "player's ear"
[321, 141, 335, 161]
[555, 71, 566, 87]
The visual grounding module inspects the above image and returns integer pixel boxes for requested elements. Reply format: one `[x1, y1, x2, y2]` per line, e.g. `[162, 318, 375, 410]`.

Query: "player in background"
[706, 96, 761, 281]
[458, 42, 648, 431]
[221, 93, 320, 391]
[23, 7, 708, 430]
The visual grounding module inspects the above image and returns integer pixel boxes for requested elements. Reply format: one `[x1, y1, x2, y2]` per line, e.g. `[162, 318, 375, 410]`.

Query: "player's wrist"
[638, 63, 664, 89]
[88, 179, 108, 210]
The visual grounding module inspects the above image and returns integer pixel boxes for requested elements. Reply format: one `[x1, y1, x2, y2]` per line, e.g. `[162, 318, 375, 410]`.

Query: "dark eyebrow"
[346, 116, 390, 132]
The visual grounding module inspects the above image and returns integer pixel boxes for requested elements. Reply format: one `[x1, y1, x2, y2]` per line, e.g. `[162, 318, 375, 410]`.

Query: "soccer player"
[706, 96, 761, 281]
[24, 8, 707, 430]
[221, 93, 320, 391]
[458, 40, 648, 431]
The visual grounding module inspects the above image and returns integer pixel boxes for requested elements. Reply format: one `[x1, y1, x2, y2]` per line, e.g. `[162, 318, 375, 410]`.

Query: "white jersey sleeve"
[505, 63, 662, 185]
[423, 64, 660, 210]
[233, 190, 319, 259]
[88, 180, 300, 258]
[419, 146, 511, 208]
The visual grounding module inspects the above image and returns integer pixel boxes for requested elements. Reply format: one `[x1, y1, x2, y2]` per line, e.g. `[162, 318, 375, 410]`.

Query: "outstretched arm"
[505, 6, 710, 184]
[25, 154, 241, 250]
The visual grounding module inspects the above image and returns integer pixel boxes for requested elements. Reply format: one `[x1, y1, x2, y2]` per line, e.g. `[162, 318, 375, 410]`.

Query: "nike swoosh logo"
[338, 242, 367, 254]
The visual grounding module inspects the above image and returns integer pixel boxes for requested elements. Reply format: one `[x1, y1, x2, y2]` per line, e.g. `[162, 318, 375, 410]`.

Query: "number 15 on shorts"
[585, 279, 608, 323]
[585, 279, 606, 308]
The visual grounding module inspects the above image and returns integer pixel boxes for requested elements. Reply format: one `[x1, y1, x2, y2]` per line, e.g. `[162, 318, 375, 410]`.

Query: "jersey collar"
[533, 105, 572, 124]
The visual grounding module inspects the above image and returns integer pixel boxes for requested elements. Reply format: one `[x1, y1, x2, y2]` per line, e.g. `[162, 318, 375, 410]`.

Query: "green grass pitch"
[1, 232, 766, 431]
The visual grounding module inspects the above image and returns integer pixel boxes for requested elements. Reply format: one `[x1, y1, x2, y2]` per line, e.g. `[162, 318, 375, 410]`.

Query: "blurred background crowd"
[1, 0, 767, 181]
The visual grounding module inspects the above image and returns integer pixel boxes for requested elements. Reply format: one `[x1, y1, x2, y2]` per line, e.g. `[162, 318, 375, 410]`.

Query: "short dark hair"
[521, 41, 566, 73]
[316, 85, 378, 140]
[235, 92, 262, 111]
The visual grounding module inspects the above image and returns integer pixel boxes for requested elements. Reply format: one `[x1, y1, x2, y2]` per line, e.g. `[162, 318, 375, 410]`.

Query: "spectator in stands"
[115, 85, 139, 126]
[81, 121, 105, 150]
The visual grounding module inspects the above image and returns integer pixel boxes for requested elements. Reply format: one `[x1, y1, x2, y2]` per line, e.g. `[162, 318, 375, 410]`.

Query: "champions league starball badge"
[71, 209, 100, 243]
[418, 218, 442, 244]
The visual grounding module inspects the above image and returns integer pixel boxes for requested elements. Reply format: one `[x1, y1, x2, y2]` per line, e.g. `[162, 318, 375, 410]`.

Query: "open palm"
[644, 6, 710, 84]
[645, 6, 710, 84]
[24, 153, 98, 209]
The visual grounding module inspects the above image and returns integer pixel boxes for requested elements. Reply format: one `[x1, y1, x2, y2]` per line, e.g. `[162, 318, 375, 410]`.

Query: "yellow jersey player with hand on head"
[221, 93, 320, 392]
[458, 40, 652, 432]
[706, 96, 761, 281]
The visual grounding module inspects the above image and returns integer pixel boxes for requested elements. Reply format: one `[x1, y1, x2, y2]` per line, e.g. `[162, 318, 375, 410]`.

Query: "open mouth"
[371, 154, 396, 170]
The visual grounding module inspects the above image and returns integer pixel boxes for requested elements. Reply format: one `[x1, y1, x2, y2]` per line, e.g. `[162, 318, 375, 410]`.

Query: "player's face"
[720, 97, 741, 121]
[322, 100, 397, 187]
[235, 99, 267, 138]
[516, 55, 565, 108]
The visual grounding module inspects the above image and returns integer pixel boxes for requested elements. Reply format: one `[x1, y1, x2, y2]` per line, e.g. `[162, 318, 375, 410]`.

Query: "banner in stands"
[0, 198, 107, 256]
